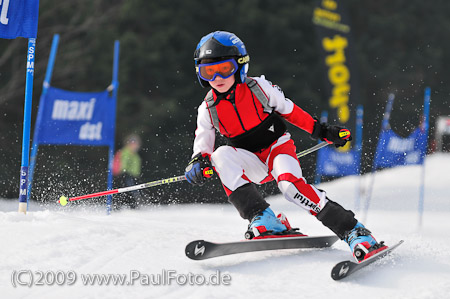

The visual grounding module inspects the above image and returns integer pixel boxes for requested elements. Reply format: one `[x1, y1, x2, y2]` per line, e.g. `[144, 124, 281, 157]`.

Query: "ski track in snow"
[1, 153, 449, 299]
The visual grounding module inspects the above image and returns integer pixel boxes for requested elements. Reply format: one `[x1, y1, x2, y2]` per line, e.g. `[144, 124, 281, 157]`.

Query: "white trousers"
[211, 137, 328, 215]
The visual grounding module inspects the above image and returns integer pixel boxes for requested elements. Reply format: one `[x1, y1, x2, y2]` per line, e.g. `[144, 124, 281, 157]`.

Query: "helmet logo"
[231, 37, 241, 44]
[237, 55, 250, 64]
[206, 49, 212, 54]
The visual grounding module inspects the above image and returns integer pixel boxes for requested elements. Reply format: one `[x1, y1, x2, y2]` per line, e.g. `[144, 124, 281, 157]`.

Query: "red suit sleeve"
[281, 104, 316, 134]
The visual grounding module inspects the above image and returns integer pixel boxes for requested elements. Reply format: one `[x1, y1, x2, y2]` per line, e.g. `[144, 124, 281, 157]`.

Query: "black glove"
[311, 120, 352, 148]
[185, 153, 212, 186]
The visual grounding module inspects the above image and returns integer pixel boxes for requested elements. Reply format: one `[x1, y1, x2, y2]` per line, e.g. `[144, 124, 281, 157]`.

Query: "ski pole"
[296, 141, 329, 158]
[57, 143, 327, 206]
[58, 175, 187, 206]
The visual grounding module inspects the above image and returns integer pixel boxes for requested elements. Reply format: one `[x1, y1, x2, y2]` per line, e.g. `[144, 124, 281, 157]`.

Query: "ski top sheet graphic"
[0, 0, 39, 39]
[331, 240, 404, 280]
[185, 235, 340, 260]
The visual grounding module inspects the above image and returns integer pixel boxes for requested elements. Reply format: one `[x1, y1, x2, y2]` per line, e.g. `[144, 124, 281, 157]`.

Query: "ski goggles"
[197, 59, 238, 81]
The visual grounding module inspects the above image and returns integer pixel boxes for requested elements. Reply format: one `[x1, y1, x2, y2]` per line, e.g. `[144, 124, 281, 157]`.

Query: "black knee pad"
[316, 200, 357, 239]
[228, 183, 269, 220]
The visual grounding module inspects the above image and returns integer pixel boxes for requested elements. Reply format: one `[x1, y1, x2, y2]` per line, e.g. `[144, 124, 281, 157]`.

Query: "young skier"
[185, 31, 387, 262]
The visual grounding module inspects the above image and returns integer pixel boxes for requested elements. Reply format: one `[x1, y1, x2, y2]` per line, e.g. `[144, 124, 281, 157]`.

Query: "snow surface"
[1, 153, 450, 299]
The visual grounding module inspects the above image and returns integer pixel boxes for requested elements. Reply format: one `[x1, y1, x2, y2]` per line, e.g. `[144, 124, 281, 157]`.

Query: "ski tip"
[331, 239, 404, 281]
[185, 240, 206, 260]
[331, 261, 352, 281]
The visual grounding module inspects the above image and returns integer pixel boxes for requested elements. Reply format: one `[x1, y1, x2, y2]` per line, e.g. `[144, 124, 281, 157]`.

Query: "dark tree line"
[0, 0, 449, 204]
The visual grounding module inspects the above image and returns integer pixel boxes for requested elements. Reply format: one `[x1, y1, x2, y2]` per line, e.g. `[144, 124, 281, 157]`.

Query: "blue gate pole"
[27, 34, 60, 205]
[363, 93, 395, 222]
[418, 87, 430, 227]
[354, 105, 363, 211]
[18, 38, 37, 214]
[106, 40, 120, 215]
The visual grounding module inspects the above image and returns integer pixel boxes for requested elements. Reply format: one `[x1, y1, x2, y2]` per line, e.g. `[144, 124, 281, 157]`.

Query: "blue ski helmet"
[194, 31, 249, 88]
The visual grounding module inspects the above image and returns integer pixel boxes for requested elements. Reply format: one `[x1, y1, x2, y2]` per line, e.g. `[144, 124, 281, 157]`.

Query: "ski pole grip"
[203, 167, 214, 178]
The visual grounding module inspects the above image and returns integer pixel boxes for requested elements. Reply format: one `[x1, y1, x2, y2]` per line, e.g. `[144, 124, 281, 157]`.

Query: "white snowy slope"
[1, 153, 449, 299]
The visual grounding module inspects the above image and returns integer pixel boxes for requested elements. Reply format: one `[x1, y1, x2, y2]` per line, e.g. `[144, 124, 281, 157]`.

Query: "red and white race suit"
[192, 76, 328, 215]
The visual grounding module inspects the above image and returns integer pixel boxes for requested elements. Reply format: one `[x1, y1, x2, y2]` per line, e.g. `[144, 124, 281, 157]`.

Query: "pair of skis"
[185, 235, 403, 280]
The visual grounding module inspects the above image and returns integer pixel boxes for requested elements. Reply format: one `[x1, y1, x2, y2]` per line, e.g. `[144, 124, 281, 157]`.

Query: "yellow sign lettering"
[322, 0, 337, 10]
[322, 35, 351, 124]
[313, 7, 341, 23]
[329, 64, 349, 85]
[323, 35, 347, 52]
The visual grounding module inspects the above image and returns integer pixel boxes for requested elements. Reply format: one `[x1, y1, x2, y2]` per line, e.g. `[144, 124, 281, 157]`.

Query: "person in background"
[113, 134, 142, 209]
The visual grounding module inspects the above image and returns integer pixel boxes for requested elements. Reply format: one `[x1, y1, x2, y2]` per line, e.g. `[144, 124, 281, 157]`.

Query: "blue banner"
[365, 89, 430, 223]
[373, 126, 427, 169]
[315, 105, 363, 178]
[316, 146, 360, 177]
[36, 87, 116, 146]
[373, 89, 429, 170]
[0, 0, 39, 39]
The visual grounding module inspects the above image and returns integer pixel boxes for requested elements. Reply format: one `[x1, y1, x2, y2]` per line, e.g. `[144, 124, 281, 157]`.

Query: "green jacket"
[119, 146, 141, 177]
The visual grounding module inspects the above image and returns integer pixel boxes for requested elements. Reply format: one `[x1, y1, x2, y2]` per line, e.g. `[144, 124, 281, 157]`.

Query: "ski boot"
[344, 222, 388, 262]
[245, 207, 305, 239]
